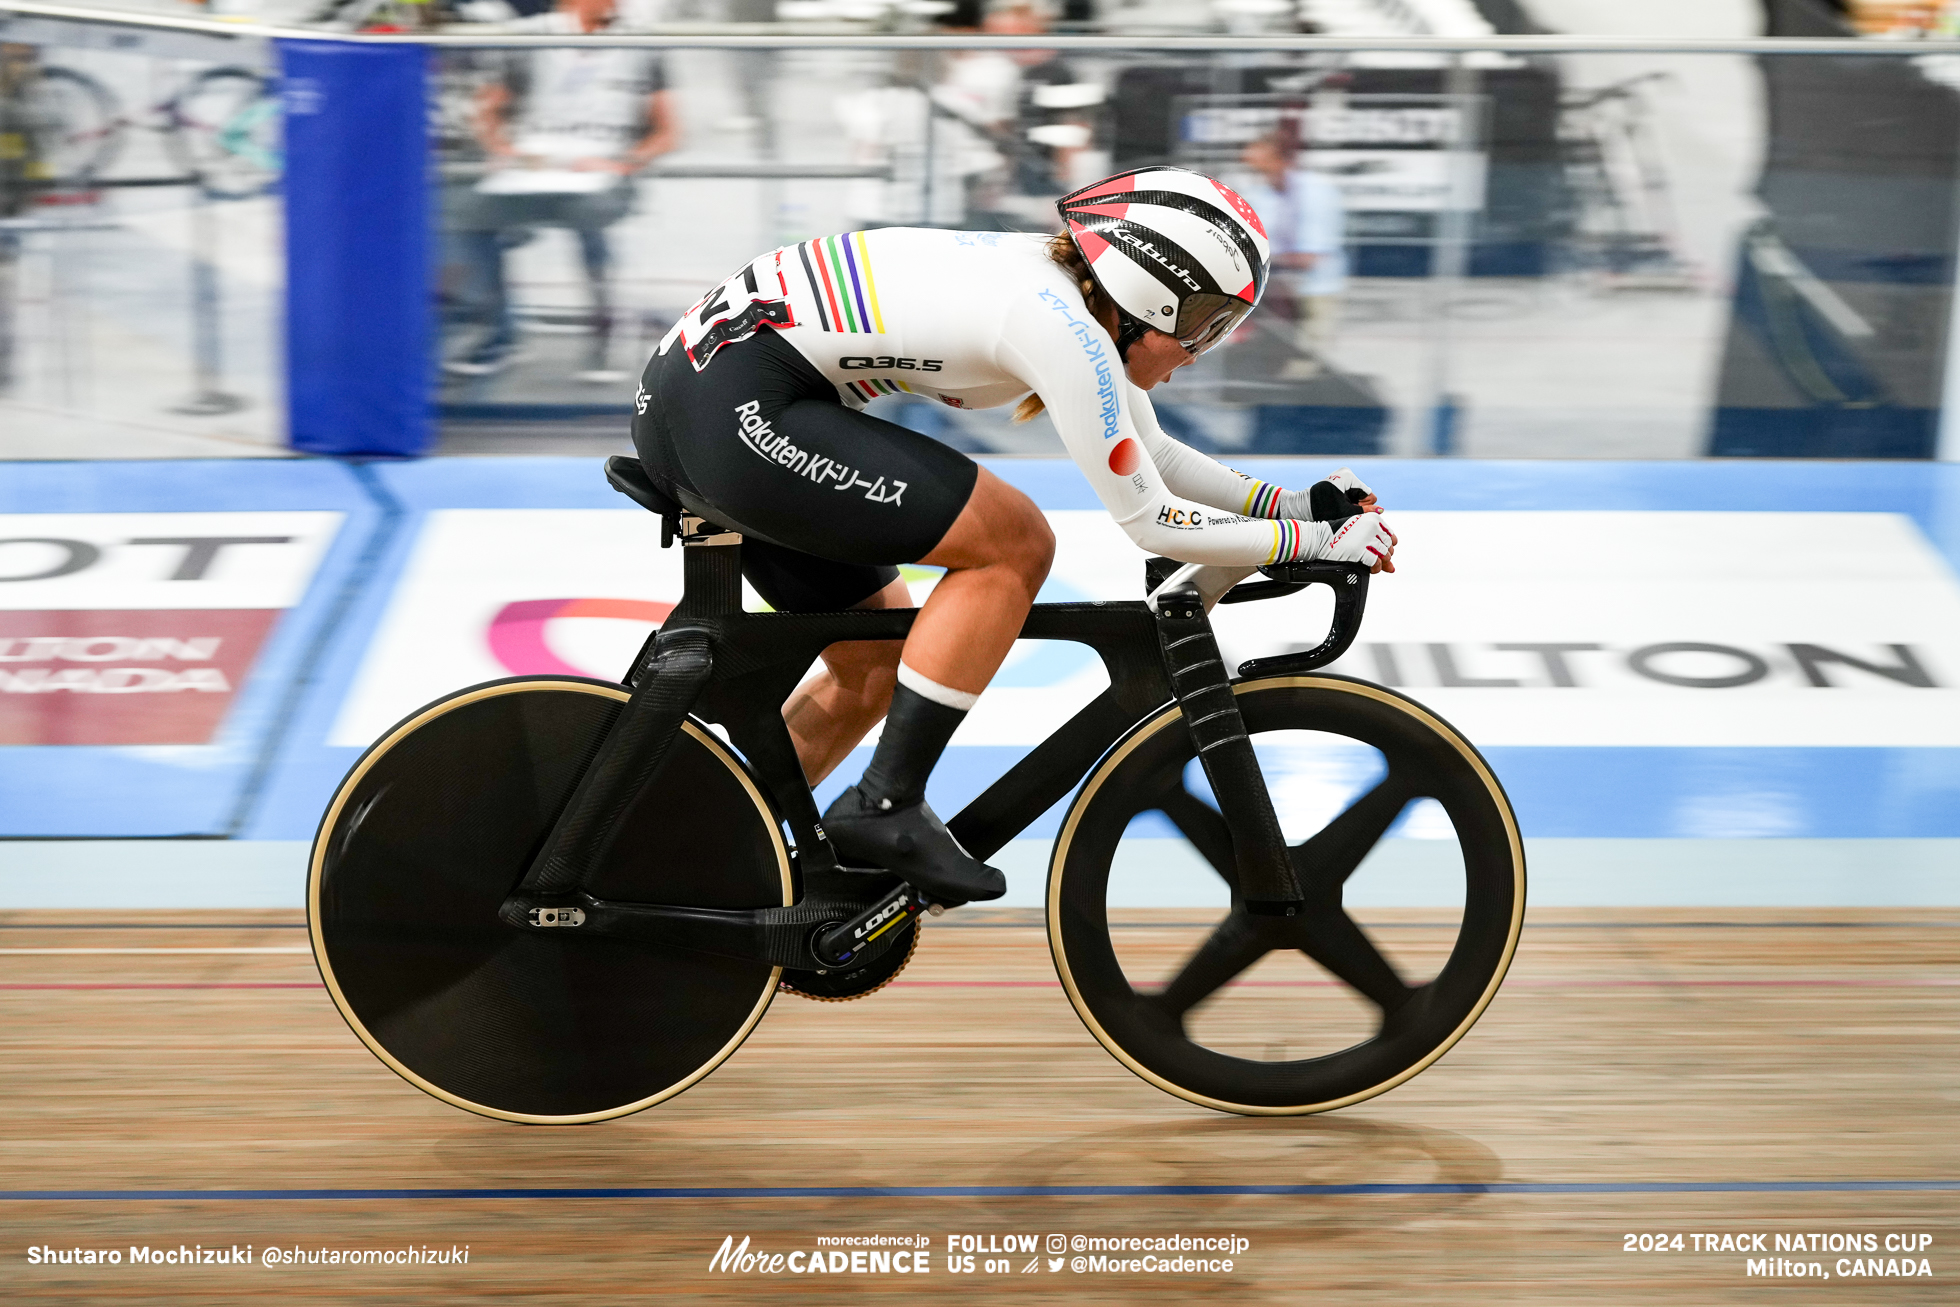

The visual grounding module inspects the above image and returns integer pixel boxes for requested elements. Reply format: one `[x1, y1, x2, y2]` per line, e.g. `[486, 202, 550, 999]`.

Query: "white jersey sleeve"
[995, 286, 1329, 567]
[1127, 388, 1290, 518]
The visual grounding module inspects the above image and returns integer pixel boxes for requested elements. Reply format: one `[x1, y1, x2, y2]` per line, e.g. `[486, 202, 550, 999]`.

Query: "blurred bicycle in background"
[5, 55, 280, 198]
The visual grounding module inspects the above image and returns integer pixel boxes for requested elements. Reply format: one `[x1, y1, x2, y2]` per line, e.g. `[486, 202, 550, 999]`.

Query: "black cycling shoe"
[821, 785, 1008, 903]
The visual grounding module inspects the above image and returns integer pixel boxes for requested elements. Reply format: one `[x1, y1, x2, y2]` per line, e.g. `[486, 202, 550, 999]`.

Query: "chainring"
[777, 921, 920, 1002]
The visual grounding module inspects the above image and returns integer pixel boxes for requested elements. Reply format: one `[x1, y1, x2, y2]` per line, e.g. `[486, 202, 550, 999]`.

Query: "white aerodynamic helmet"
[1056, 165, 1271, 357]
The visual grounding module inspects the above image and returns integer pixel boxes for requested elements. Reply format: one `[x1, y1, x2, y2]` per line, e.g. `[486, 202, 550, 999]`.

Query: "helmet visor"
[1174, 294, 1253, 356]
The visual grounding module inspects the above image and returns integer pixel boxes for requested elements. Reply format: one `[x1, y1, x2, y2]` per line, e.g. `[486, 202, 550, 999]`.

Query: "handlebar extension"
[1141, 555, 1371, 676]
[1234, 561, 1371, 677]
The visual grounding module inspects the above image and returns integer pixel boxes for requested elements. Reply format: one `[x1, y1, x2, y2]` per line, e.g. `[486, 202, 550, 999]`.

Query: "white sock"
[897, 661, 980, 712]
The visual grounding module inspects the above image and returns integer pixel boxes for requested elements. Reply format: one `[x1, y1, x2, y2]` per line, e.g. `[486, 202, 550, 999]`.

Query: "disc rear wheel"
[308, 677, 791, 1123]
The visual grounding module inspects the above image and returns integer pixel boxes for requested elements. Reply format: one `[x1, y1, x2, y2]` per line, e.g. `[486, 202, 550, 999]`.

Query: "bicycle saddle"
[604, 455, 682, 519]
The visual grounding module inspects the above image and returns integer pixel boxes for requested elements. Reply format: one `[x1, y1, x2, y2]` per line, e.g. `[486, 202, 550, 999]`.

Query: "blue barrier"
[279, 41, 432, 458]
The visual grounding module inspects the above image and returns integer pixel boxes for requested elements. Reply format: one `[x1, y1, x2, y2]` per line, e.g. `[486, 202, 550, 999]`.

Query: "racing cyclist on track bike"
[631, 166, 1398, 907]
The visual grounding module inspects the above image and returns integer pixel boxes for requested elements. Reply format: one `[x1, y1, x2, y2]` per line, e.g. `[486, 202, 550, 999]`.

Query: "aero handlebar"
[1142, 555, 1372, 677]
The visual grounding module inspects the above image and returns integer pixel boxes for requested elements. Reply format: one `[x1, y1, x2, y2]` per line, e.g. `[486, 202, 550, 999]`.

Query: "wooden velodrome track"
[1, 905, 1954, 1304]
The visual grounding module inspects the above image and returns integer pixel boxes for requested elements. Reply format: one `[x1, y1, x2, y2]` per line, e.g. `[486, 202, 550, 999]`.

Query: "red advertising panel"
[0, 609, 282, 745]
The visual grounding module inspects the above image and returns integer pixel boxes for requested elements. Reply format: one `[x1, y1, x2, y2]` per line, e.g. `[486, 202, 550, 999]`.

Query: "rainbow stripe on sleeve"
[1267, 518, 1303, 564]
[845, 377, 917, 402]
[1240, 479, 1283, 518]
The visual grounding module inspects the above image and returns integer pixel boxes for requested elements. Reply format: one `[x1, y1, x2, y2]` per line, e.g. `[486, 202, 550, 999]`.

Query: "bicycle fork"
[1152, 581, 1304, 913]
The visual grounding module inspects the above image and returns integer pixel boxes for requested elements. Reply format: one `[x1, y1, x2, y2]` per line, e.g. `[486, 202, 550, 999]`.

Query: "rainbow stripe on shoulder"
[795, 232, 886, 336]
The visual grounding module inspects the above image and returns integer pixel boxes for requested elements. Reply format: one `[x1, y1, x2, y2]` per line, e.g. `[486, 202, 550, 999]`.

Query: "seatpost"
[667, 514, 745, 622]
[1152, 583, 1303, 912]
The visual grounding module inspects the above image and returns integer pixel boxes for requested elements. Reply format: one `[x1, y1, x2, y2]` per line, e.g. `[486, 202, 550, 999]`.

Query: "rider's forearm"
[1114, 498, 1330, 566]
[1129, 392, 1289, 518]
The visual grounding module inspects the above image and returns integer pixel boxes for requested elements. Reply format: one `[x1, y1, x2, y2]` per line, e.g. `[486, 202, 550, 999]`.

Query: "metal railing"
[10, 0, 1960, 460]
[8, 0, 1960, 53]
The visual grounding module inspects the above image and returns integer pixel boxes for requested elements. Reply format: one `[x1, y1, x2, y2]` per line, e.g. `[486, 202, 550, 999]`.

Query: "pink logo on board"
[487, 598, 673, 676]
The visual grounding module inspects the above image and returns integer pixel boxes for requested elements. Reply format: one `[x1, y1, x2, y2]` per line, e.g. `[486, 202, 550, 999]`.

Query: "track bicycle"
[308, 458, 1525, 1123]
[9, 59, 280, 198]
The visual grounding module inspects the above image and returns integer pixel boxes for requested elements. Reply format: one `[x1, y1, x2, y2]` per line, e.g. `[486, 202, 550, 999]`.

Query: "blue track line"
[3, 1182, 1955, 1202]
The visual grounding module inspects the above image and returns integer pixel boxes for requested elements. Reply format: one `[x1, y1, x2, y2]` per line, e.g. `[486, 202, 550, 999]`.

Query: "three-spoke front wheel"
[1048, 675, 1525, 1115]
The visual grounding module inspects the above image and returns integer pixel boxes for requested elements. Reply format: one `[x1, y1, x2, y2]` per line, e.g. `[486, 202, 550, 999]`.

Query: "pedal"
[811, 881, 927, 969]
[527, 905, 587, 928]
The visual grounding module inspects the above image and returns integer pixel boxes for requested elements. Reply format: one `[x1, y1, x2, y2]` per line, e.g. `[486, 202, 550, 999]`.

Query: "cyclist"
[631, 166, 1396, 904]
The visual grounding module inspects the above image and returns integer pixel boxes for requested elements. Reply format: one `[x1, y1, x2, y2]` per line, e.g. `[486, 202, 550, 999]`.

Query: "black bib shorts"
[632, 330, 980, 613]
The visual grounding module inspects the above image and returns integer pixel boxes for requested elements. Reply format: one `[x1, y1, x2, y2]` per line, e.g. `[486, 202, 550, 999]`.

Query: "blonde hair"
[1013, 232, 1115, 423]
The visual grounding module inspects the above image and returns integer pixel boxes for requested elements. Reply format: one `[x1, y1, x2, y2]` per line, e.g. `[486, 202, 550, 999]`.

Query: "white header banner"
[329, 508, 1960, 750]
[0, 513, 343, 611]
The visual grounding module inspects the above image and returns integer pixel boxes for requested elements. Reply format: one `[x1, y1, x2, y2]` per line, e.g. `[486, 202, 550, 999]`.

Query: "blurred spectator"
[444, 0, 678, 381]
[722, 0, 777, 138]
[834, 0, 1002, 226]
[1237, 123, 1347, 375]
[916, 0, 1094, 224]
[933, 0, 985, 28]
[927, 3, 1020, 220]
[987, 0, 1092, 199]
[835, 79, 994, 227]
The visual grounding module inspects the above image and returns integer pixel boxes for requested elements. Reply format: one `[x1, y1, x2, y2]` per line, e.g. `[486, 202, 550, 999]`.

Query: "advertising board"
[5, 457, 1958, 905]
[0, 515, 342, 746]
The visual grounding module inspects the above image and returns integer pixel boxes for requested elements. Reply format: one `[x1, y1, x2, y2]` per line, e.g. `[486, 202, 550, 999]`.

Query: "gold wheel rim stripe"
[307, 679, 792, 1125]
[1047, 675, 1527, 1116]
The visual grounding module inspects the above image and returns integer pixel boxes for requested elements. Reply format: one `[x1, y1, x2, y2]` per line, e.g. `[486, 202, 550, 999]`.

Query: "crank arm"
[501, 891, 832, 968]
[498, 882, 924, 972]
[812, 881, 928, 969]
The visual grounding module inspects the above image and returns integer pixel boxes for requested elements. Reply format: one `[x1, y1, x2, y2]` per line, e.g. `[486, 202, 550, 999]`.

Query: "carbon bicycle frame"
[498, 516, 1367, 972]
